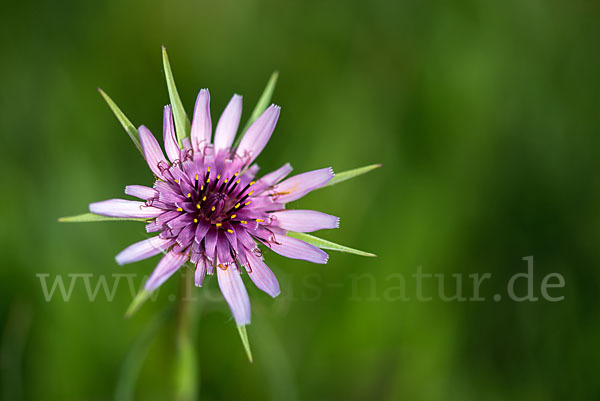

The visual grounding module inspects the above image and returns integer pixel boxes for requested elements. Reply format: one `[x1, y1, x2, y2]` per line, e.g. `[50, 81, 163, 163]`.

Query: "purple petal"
[145, 251, 189, 291]
[236, 104, 280, 165]
[246, 252, 280, 297]
[139, 125, 168, 179]
[194, 220, 210, 244]
[263, 232, 329, 264]
[163, 105, 180, 163]
[190, 89, 211, 151]
[195, 258, 207, 287]
[217, 266, 251, 325]
[204, 228, 218, 262]
[125, 185, 157, 200]
[271, 167, 334, 203]
[253, 163, 293, 193]
[89, 199, 164, 218]
[115, 236, 174, 265]
[214, 94, 242, 153]
[269, 210, 339, 232]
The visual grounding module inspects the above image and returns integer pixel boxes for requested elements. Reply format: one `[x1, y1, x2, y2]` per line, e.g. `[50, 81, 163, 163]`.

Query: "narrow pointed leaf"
[237, 325, 253, 363]
[98, 88, 144, 155]
[58, 213, 147, 223]
[125, 289, 154, 318]
[162, 46, 191, 146]
[234, 71, 279, 148]
[287, 232, 376, 257]
[325, 164, 381, 187]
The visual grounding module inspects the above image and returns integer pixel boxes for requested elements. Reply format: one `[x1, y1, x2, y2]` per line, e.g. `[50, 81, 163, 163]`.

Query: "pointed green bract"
[162, 46, 191, 146]
[98, 88, 144, 155]
[326, 164, 381, 187]
[234, 71, 279, 148]
[58, 213, 147, 223]
[288, 232, 376, 257]
[125, 289, 154, 318]
[237, 325, 253, 363]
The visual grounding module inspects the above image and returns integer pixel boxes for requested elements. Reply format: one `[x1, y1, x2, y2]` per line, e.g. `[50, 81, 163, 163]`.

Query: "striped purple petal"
[116, 236, 174, 265]
[139, 125, 168, 179]
[262, 232, 329, 264]
[269, 210, 339, 232]
[271, 167, 334, 203]
[145, 251, 189, 291]
[195, 258, 207, 287]
[246, 252, 280, 297]
[125, 185, 157, 200]
[217, 266, 251, 325]
[214, 94, 242, 153]
[89, 199, 164, 218]
[163, 105, 180, 163]
[190, 89, 211, 152]
[236, 104, 280, 165]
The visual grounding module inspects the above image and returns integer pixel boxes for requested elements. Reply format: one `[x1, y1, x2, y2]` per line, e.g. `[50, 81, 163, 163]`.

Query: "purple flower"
[89, 90, 339, 325]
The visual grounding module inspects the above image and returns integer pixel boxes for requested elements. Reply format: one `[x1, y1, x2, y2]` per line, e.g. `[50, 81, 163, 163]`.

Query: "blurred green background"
[1, 0, 599, 400]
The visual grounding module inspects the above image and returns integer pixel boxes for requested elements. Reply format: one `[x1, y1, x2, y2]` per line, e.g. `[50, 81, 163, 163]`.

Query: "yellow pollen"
[256, 219, 264, 222]
[248, 190, 254, 196]
[187, 193, 191, 198]
[206, 178, 210, 183]
[234, 203, 240, 209]
[234, 172, 239, 177]
[176, 207, 183, 212]
[196, 203, 201, 209]
[224, 178, 229, 183]
[227, 229, 234, 234]
[245, 201, 251, 206]
[236, 179, 241, 184]
[207, 167, 211, 172]
[241, 220, 248, 224]
[200, 185, 204, 191]
[217, 175, 221, 180]
[193, 218, 198, 223]
[174, 179, 179, 184]
[195, 174, 199, 181]
[202, 196, 206, 201]
[250, 181, 256, 186]
[211, 206, 216, 212]
[215, 223, 222, 227]
[230, 214, 237, 219]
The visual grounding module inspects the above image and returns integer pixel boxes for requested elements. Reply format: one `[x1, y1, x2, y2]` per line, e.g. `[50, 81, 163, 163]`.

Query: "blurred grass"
[1, 0, 599, 400]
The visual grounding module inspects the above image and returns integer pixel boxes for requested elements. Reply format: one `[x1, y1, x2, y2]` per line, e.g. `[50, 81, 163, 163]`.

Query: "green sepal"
[58, 213, 147, 223]
[326, 164, 381, 187]
[162, 46, 191, 146]
[98, 88, 144, 156]
[237, 325, 253, 363]
[125, 289, 155, 318]
[287, 232, 376, 257]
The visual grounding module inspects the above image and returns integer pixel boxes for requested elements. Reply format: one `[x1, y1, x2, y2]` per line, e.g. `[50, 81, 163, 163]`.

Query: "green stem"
[174, 271, 198, 401]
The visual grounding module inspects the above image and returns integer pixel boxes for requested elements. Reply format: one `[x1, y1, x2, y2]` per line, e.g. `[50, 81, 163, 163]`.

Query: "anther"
[227, 229, 234, 234]
[215, 223, 222, 227]
[176, 207, 183, 212]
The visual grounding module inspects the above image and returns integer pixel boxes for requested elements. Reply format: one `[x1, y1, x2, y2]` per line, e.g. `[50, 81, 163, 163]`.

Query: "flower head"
[90, 89, 339, 325]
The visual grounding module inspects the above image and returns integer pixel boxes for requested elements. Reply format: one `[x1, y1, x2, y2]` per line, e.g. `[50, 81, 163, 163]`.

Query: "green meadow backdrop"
[1, 0, 599, 400]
